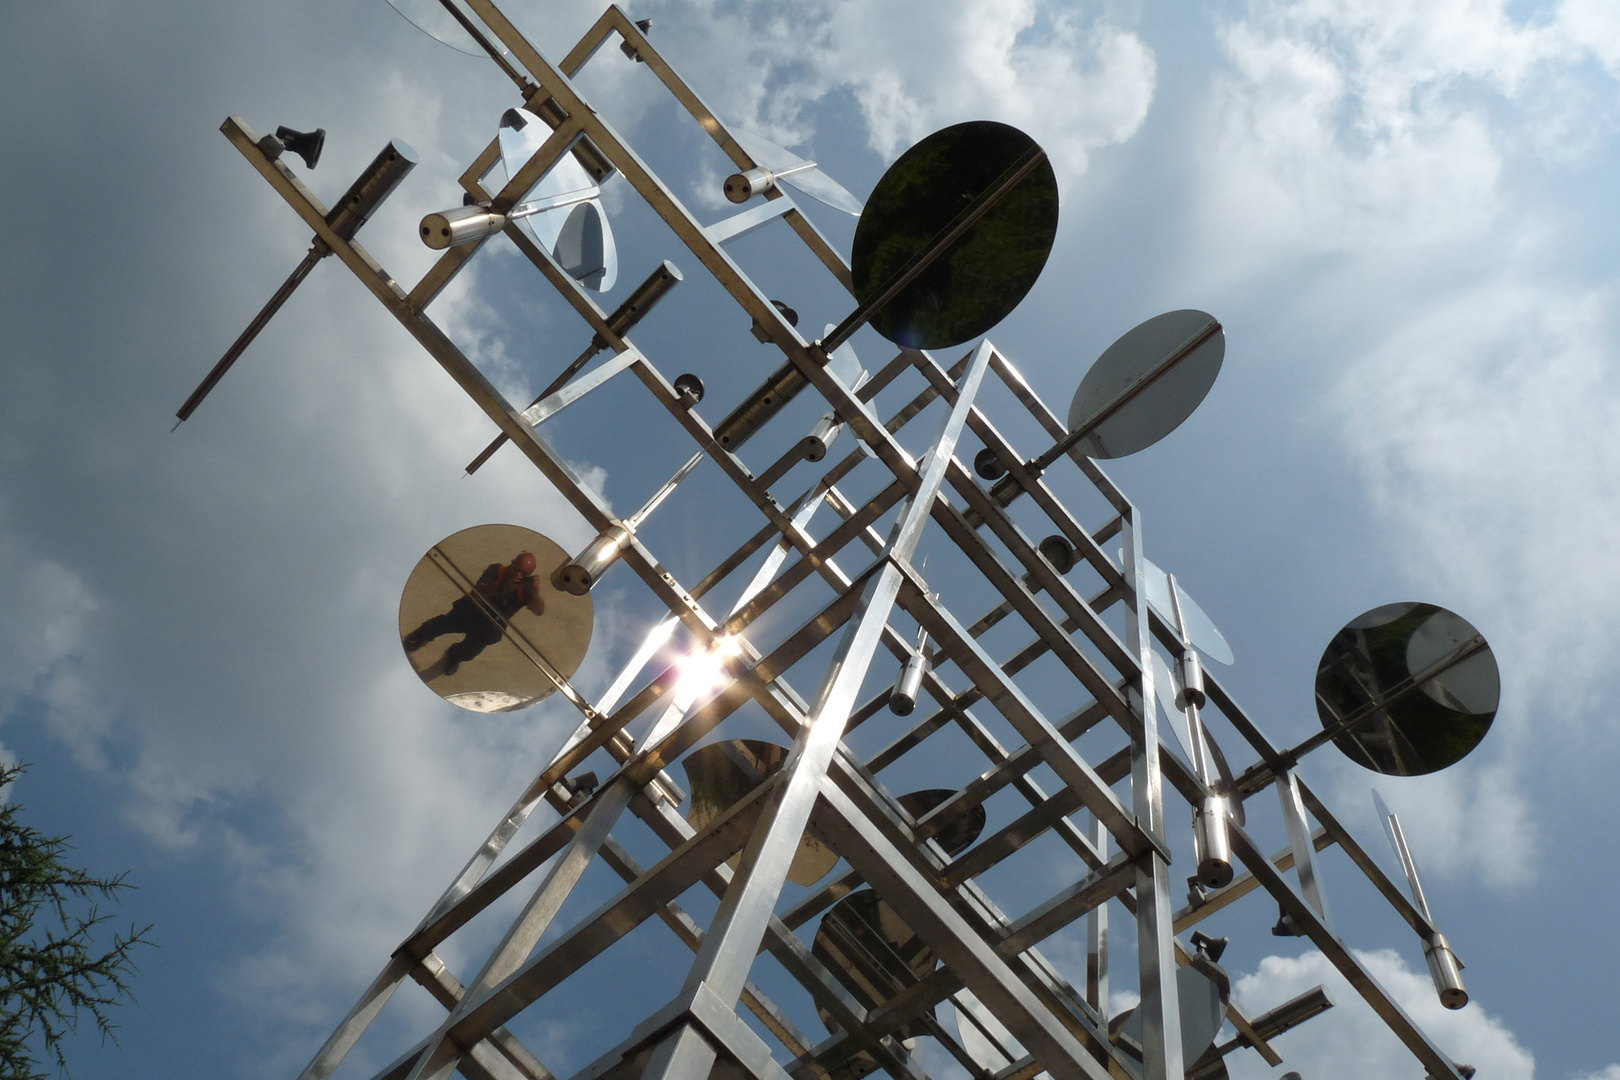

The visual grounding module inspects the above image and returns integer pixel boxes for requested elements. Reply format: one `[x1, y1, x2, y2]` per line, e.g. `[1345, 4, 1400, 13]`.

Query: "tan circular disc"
[681, 740, 839, 886]
[398, 524, 593, 713]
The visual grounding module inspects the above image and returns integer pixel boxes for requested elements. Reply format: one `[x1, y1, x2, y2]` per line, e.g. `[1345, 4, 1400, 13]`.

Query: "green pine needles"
[0, 763, 152, 1079]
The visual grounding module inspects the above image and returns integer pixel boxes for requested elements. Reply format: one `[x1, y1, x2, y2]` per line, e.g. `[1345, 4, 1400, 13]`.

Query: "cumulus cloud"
[1338, 281, 1620, 724]
[1571, 1067, 1620, 1080]
[642, 0, 1156, 183]
[1227, 949, 1534, 1079]
[1199, 0, 1620, 267]
[1297, 277, 1620, 885]
[0, 1, 616, 1068]
[1186, 0, 1620, 895]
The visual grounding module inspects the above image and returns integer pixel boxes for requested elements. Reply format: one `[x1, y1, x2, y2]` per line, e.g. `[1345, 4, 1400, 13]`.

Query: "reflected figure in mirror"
[402, 551, 545, 676]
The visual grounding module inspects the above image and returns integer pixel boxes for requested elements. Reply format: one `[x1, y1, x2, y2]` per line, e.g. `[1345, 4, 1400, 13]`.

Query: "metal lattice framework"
[200, 5, 1479, 1080]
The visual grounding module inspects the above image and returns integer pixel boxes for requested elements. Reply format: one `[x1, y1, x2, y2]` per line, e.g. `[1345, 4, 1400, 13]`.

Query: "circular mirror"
[1068, 309, 1224, 459]
[813, 888, 937, 1056]
[1132, 552, 1233, 666]
[851, 121, 1058, 350]
[398, 524, 592, 713]
[1315, 602, 1499, 775]
[383, 0, 508, 57]
[897, 789, 986, 858]
[1113, 963, 1228, 1071]
[681, 740, 839, 886]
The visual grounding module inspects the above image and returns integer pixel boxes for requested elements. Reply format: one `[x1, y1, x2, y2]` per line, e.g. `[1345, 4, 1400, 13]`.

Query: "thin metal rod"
[466, 337, 603, 473]
[627, 452, 704, 529]
[175, 244, 324, 425]
[433, 0, 531, 87]
[1277, 772, 1333, 927]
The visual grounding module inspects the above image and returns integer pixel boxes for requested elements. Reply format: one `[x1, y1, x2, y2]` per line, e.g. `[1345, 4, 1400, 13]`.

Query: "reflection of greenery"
[812, 890, 935, 1039]
[1315, 604, 1494, 776]
[852, 122, 1059, 350]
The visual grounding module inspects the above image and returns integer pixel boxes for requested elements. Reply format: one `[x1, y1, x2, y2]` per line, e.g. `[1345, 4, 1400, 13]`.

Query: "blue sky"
[1, 1, 1618, 1078]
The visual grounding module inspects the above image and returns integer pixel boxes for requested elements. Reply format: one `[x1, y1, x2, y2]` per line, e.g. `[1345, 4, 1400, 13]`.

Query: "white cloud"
[0, 522, 107, 770]
[1189, 0, 1620, 893]
[644, 0, 1156, 183]
[1337, 278, 1620, 742]
[1571, 1067, 1620, 1080]
[1227, 949, 1534, 1079]
[1199, 0, 1619, 268]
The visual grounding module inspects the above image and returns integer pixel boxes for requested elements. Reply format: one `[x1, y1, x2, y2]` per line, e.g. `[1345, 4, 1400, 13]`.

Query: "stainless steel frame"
[199, 6, 1481, 1080]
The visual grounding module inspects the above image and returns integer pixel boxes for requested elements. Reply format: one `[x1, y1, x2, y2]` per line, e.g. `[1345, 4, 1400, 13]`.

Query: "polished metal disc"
[1113, 963, 1228, 1070]
[1135, 553, 1233, 665]
[398, 524, 593, 713]
[383, 0, 508, 57]
[1067, 309, 1224, 459]
[851, 121, 1058, 350]
[1315, 603, 1499, 776]
[813, 889, 937, 1046]
[897, 789, 986, 857]
[498, 108, 618, 291]
[681, 740, 839, 886]
[952, 987, 1025, 1076]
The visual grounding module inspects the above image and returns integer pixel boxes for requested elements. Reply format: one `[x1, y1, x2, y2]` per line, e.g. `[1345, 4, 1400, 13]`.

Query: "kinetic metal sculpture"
[178, 4, 1498, 1079]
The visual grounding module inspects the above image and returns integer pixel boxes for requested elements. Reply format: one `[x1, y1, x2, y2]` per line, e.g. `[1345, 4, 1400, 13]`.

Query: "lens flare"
[675, 636, 741, 701]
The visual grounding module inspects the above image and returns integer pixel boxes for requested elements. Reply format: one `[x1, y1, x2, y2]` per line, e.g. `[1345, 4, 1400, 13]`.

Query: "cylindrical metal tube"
[1423, 933, 1468, 1010]
[326, 139, 418, 241]
[554, 524, 631, 596]
[599, 260, 684, 343]
[890, 653, 928, 716]
[1193, 796, 1233, 889]
[420, 204, 506, 250]
[713, 360, 808, 450]
[800, 413, 843, 461]
[724, 167, 772, 203]
[1177, 650, 1207, 709]
[1248, 984, 1335, 1041]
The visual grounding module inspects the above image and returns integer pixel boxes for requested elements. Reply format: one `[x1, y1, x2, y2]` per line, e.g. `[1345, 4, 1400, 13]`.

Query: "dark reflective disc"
[1315, 603, 1499, 776]
[681, 739, 838, 886]
[1116, 963, 1228, 1068]
[398, 524, 592, 713]
[813, 889, 937, 1044]
[852, 121, 1058, 350]
[1067, 309, 1224, 459]
[897, 789, 986, 857]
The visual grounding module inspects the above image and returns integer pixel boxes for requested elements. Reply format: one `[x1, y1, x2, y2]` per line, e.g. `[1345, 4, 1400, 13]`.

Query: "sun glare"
[675, 636, 742, 701]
